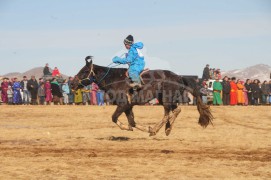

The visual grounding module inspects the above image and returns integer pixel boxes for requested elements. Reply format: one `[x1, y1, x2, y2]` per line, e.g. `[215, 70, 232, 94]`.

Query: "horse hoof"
[148, 126, 156, 136]
[148, 126, 153, 133]
[128, 126, 133, 131]
[165, 128, 171, 136]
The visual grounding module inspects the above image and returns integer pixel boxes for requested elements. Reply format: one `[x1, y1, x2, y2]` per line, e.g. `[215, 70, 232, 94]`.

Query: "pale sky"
[0, 0, 271, 76]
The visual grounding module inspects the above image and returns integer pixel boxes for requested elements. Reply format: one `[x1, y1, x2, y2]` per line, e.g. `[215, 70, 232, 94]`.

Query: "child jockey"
[112, 35, 145, 88]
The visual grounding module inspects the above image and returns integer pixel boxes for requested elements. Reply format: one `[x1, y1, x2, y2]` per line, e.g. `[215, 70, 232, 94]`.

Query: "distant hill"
[221, 64, 271, 82]
[1, 67, 69, 80]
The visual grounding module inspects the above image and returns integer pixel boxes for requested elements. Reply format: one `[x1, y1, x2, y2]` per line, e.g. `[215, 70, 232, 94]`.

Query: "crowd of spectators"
[201, 64, 271, 106]
[0, 76, 106, 106]
[0, 63, 107, 106]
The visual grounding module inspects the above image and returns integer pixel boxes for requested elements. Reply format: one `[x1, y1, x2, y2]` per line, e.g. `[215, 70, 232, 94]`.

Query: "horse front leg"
[165, 105, 182, 136]
[125, 108, 150, 133]
[112, 105, 133, 131]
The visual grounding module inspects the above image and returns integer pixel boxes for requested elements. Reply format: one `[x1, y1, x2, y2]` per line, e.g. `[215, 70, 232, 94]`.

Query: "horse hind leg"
[165, 105, 182, 136]
[149, 106, 170, 136]
[149, 115, 169, 136]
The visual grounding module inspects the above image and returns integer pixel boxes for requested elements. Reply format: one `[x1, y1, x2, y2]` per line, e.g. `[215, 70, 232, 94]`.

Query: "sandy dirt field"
[0, 105, 271, 179]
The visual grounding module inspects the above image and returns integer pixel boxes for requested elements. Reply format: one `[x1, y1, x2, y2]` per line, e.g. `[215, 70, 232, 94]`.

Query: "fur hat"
[124, 35, 134, 45]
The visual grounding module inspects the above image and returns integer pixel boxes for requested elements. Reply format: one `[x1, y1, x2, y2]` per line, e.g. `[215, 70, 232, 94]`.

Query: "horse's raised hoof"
[165, 128, 172, 136]
[148, 126, 156, 136]
[128, 125, 133, 131]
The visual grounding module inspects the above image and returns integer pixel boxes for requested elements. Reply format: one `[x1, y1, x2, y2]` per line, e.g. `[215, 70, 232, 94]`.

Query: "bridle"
[77, 63, 95, 87]
[77, 63, 120, 88]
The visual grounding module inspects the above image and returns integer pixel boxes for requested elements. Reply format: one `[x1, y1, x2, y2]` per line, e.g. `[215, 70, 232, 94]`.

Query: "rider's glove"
[112, 56, 119, 63]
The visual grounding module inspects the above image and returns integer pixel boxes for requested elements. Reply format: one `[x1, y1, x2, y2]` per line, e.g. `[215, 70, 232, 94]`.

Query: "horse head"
[71, 56, 95, 90]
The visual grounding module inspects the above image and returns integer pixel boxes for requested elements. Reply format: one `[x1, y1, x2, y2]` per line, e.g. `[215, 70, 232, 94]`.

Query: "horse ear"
[85, 56, 93, 67]
[85, 59, 90, 67]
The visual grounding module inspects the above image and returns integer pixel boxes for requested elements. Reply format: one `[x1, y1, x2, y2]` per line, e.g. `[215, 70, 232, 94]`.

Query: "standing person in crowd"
[222, 76, 231, 105]
[91, 82, 99, 105]
[74, 88, 83, 105]
[200, 83, 208, 105]
[104, 93, 111, 105]
[269, 80, 271, 104]
[0, 77, 2, 103]
[27, 76, 39, 105]
[216, 69, 222, 79]
[252, 81, 262, 105]
[244, 79, 253, 105]
[12, 78, 22, 105]
[230, 77, 238, 105]
[250, 79, 258, 105]
[10, 78, 15, 87]
[38, 78, 44, 87]
[237, 79, 245, 105]
[209, 68, 212, 80]
[261, 81, 270, 105]
[67, 77, 74, 105]
[202, 64, 210, 80]
[45, 80, 52, 105]
[20, 76, 30, 105]
[202, 79, 207, 87]
[7, 85, 13, 105]
[37, 78, 44, 104]
[242, 81, 248, 106]
[43, 63, 52, 76]
[211, 68, 216, 79]
[213, 77, 223, 105]
[82, 84, 91, 105]
[97, 90, 105, 106]
[192, 78, 201, 105]
[183, 89, 190, 105]
[38, 82, 45, 105]
[52, 67, 61, 77]
[62, 79, 70, 105]
[1, 78, 9, 104]
[51, 78, 63, 105]
[213, 71, 217, 80]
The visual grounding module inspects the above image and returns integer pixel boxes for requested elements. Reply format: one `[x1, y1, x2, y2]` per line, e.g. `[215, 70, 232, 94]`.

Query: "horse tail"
[181, 77, 214, 128]
[194, 93, 214, 127]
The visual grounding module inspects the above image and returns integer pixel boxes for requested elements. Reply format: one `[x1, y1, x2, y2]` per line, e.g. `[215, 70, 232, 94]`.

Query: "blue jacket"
[112, 42, 145, 73]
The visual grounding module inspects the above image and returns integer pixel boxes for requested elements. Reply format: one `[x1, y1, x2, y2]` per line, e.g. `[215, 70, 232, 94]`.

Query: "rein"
[95, 53, 126, 84]
[97, 63, 120, 84]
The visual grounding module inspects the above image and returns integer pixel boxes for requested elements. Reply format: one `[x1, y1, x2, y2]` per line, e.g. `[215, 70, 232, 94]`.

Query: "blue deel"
[112, 42, 145, 83]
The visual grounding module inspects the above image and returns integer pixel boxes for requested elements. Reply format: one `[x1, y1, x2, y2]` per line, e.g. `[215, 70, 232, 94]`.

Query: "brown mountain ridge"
[1, 67, 69, 80]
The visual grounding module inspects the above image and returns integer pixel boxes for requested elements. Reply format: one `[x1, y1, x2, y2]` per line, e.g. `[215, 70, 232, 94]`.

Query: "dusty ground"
[0, 105, 270, 179]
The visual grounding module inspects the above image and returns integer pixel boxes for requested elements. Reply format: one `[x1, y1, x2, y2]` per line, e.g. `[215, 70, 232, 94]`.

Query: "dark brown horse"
[71, 56, 213, 136]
